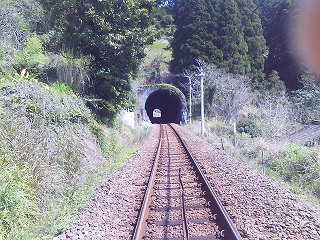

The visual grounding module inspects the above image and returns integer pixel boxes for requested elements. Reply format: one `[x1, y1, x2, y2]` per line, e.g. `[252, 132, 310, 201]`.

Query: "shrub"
[291, 76, 320, 123]
[237, 118, 262, 137]
[269, 145, 320, 192]
[13, 35, 46, 75]
[90, 119, 105, 145]
[49, 82, 74, 95]
[0, 78, 91, 238]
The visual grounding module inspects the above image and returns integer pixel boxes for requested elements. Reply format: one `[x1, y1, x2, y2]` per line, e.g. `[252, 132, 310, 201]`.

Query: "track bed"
[133, 124, 241, 240]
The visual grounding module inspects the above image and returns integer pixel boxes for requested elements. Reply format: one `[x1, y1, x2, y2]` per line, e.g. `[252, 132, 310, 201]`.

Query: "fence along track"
[132, 124, 242, 240]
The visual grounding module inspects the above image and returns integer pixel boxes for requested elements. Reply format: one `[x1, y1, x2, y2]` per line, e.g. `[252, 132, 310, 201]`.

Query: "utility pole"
[188, 76, 192, 124]
[199, 71, 205, 135]
[182, 69, 193, 125]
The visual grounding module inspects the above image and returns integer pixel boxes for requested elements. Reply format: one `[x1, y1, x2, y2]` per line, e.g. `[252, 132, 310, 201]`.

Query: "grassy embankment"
[0, 71, 150, 239]
[184, 120, 320, 209]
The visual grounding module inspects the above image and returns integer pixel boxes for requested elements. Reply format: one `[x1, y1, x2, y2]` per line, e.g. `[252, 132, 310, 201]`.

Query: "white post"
[188, 76, 192, 124]
[233, 122, 237, 147]
[200, 71, 205, 135]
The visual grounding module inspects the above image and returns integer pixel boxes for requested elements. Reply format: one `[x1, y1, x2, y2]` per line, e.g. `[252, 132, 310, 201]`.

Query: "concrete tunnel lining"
[145, 89, 183, 124]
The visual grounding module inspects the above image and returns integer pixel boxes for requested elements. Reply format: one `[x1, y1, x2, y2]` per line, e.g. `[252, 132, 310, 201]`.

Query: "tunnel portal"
[145, 89, 183, 124]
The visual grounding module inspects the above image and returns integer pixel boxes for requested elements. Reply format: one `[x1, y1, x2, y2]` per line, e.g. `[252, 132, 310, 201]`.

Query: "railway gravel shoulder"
[53, 125, 161, 239]
[172, 124, 320, 239]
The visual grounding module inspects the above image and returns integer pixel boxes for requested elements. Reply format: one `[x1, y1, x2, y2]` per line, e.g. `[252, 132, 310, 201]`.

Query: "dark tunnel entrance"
[145, 89, 183, 124]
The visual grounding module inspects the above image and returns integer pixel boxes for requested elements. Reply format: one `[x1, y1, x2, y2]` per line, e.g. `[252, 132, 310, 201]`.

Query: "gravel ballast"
[175, 124, 320, 239]
[54, 124, 320, 240]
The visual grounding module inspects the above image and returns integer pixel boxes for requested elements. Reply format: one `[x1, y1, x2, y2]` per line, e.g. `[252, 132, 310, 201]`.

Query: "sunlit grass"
[0, 73, 150, 238]
[184, 119, 320, 209]
[143, 39, 172, 71]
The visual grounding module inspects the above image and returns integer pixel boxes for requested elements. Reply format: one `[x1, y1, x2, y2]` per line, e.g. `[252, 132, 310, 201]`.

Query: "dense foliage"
[269, 145, 320, 197]
[170, 0, 221, 73]
[291, 76, 320, 124]
[0, 0, 314, 119]
[253, 0, 302, 90]
[0, 0, 43, 72]
[169, 0, 311, 90]
[170, 0, 266, 84]
[0, 0, 162, 120]
[237, 0, 266, 84]
[38, 0, 160, 118]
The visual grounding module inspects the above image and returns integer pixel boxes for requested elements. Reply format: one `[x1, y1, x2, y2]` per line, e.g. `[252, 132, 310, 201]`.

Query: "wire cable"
[221, 0, 265, 50]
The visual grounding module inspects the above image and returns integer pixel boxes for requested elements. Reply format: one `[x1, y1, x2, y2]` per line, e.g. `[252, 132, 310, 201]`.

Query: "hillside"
[0, 76, 147, 239]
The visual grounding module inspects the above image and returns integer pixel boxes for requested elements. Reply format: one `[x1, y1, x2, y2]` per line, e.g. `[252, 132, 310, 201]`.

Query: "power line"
[221, 0, 265, 50]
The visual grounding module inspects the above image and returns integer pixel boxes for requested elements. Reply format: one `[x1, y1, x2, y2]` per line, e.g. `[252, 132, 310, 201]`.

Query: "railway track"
[54, 124, 320, 239]
[133, 124, 242, 240]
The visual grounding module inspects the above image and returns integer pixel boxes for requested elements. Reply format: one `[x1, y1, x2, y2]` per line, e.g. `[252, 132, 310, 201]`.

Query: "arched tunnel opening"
[145, 89, 183, 124]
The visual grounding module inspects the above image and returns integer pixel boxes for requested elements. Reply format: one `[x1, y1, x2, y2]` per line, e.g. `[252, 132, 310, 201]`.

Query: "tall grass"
[0, 70, 150, 239]
[91, 117, 141, 173]
[0, 154, 39, 239]
[268, 145, 320, 196]
[0, 75, 132, 238]
[0, 86, 87, 238]
[184, 119, 320, 208]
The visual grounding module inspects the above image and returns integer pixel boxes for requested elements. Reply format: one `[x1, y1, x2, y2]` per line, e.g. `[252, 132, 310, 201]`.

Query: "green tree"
[0, 0, 43, 73]
[291, 75, 320, 123]
[217, 0, 250, 75]
[236, 0, 266, 83]
[170, 0, 221, 73]
[14, 35, 46, 74]
[170, 0, 265, 77]
[39, 0, 159, 119]
[264, 70, 286, 92]
[254, 0, 302, 90]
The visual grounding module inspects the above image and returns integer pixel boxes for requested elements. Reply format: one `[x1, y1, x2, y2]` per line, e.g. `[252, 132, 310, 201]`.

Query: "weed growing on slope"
[0, 72, 150, 238]
[0, 79, 93, 238]
[0, 152, 39, 239]
[49, 82, 74, 95]
[184, 120, 320, 208]
[268, 145, 320, 196]
[101, 117, 140, 173]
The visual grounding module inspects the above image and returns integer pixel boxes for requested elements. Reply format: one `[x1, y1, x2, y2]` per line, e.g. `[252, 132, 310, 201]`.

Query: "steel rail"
[178, 168, 190, 240]
[133, 124, 242, 239]
[132, 124, 164, 240]
[169, 123, 243, 240]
